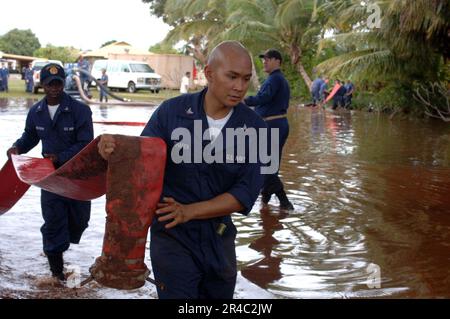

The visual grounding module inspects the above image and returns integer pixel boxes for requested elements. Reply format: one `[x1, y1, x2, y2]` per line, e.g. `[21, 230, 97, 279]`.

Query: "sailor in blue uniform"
[98, 41, 266, 299]
[7, 63, 94, 282]
[78, 56, 90, 95]
[0, 67, 3, 91]
[344, 80, 355, 108]
[24, 63, 34, 93]
[244, 49, 294, 210]
[0, 62, 9, 92]
[311, 76, 324, 105]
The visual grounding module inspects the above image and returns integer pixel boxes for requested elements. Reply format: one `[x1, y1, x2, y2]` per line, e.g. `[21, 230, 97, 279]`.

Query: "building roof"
[0, 52, 38, 61]
[82, 41, 153, 58]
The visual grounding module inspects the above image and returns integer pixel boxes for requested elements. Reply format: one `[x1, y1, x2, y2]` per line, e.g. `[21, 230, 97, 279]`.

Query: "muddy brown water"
[237, 108, 450, 298]
[1, 98, 449, 298]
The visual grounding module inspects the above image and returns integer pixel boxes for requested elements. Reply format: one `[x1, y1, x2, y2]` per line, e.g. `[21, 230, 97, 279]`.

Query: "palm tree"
[157, 0, 326, 90]
[161, 0, 227, 65]
[224, 0, 325, 90]
[316, 0, 449, 83]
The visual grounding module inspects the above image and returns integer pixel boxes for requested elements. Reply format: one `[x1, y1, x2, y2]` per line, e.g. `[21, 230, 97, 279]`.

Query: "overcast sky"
[0, 0, 171, 51]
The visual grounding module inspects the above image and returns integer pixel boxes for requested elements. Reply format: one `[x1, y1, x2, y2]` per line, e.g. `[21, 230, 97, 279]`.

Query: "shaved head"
[203, 41, 253, 112]
[207, 41, 252, 69]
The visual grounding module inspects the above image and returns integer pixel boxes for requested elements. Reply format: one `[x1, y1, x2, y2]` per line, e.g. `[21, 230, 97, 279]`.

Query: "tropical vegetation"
[142, 0, 450, 120]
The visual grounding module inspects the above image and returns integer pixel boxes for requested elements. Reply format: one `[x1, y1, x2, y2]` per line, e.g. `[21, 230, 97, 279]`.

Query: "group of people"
[311, 76, 355, 109]
[6, 41, 294, 299]
[0, 62, 10, 92]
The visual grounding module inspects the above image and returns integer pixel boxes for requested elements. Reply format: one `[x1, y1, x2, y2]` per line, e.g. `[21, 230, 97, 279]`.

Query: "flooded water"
[237, 108, 450, 298]
[1, 98, 450, 298]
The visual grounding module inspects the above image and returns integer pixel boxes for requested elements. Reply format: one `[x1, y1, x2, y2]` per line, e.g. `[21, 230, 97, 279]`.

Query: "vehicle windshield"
[33, 62, 48, 70]
[33, 61, 62, 70]
[130, 63, 154, 73]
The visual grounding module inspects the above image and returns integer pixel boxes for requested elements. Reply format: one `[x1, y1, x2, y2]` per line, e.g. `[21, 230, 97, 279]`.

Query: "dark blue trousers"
[261, 118, 289, 197]
[150, 219, 237, 299]
[40, 190, 91, 254]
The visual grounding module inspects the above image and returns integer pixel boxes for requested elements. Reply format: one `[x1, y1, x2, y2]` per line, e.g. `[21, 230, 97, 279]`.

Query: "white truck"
[91, 59, 162, 93]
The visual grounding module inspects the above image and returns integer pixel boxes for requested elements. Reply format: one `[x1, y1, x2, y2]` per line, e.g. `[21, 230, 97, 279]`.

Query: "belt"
[263, 114, 287, 121]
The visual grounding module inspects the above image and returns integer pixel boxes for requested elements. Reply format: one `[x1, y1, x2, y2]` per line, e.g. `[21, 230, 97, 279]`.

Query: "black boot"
[261, 192, 272, 204]
[276, 190, 294, 210]
[47, 253, 65, 281]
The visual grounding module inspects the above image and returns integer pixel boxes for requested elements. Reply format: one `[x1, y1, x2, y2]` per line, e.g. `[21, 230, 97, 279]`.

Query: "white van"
[91, 59, 162, 93]
[31, 59, 63, 93]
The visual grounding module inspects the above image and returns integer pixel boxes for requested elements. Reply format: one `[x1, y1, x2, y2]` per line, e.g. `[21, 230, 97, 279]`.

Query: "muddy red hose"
[89, 135, 166, 289]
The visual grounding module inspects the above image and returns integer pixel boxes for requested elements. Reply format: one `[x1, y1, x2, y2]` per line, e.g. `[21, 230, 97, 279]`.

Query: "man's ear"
[204, 65, 213, 83]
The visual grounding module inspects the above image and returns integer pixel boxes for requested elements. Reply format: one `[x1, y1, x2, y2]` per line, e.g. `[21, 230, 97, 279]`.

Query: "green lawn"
[1, 77, 300, 106]
[0, 77, 180, 103]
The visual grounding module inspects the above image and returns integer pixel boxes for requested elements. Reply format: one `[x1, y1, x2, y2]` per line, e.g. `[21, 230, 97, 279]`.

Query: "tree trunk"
[251, 56, 260, 91]
[288, 43, 313, 92]
[190, 36, 208, 66]
[297, 62, 312, 92]
[192, 47, 207, 66]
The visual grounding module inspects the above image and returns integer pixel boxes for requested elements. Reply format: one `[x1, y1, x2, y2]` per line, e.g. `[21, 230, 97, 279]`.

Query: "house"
[0, 51, 38, 74]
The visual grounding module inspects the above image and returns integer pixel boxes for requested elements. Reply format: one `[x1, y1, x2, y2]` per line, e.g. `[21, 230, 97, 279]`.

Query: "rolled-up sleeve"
[227, 162, 264, 216]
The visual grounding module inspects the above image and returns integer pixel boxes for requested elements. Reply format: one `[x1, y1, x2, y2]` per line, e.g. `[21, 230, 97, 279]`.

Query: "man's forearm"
[188, 193, 244, 220]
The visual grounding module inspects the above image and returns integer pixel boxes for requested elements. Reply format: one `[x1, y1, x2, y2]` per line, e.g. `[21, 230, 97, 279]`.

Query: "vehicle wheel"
[33, 87, 39, 94]
[127, 82, 136, 93]
[155, 89, 160, 94]
[150, 89, 155, 94]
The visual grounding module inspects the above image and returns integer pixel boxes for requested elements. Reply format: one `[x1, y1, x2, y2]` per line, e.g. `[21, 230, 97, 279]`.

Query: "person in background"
[78, 56, 91, 96]
[98, 41, 267, 299]
[319, 78, 329, 103]
[99, 68, 109, 102]
[24, 63, 34, 93]
[6, 63, 94, 285]
[0, 62, 9, 92]
[332, 79, 348, 110]
[179, 71, 191, 94]
[311, 76, 324, 106]
[344, 80, 355, 109]
[244, 49, 294, 211]
[0, 64, 4, 92]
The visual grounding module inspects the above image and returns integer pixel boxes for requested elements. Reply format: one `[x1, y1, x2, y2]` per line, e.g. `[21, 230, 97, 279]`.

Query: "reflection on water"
[238, 107, 450, 298]
[1, 99, 450, 298]
[240, 208, 289, 288]
[0, 97, 36, 110]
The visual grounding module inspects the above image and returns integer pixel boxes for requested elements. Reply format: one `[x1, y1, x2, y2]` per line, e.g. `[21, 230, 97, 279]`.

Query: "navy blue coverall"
[13, 92, 94, 255]
[244, 69, 291, 200]
[311, 78, 324, 105]
[24, 67, 34, 92]
[141, 88, 266, 299]
[0, 67, 9, 92]
[332, 85, 348, 110]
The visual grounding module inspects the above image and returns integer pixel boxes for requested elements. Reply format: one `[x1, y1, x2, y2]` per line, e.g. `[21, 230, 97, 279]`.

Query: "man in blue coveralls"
[7, 63, 93, 284]
[344, 79, 355, 109]
[98, 41, 267, 299]
[78, 56, 90, 96]
[311, 76, 324, 106]
[0, 62, 9, 92]
[24, 62, 34, 93]
[244, 49, 294, 210]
